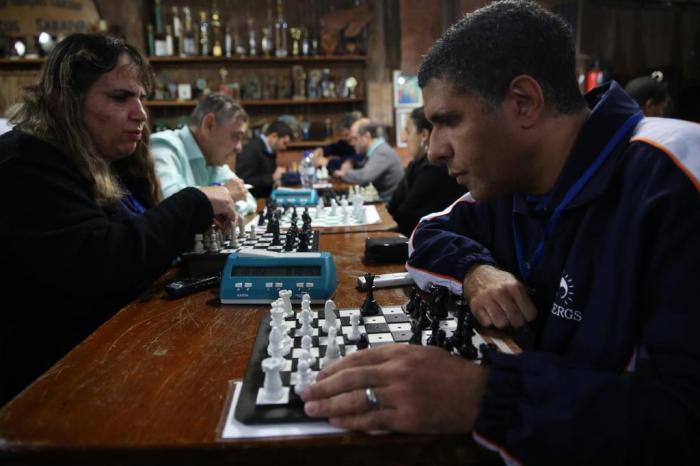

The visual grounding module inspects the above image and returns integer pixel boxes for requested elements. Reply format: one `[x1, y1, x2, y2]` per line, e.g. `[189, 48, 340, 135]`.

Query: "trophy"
[277, 74, 292, 100]
[261, 27, 273, 57]
[292, 65, 307, 100]
[307, 69, 322, 99]
[262, 75, 276, 100]
[289, 27, 302, 57]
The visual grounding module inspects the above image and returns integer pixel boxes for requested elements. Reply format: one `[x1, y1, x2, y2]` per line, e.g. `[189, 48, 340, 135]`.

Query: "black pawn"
[356, 333, 369, 349]
[271, 218, 281, 246]
[257, 209, 266, 226]
[360, 273, 381, 316]
[426, 316, 441, 346]
[428, 284, 449, 319]
[405, 286, 421, 319]
[408, 319, 423, 345]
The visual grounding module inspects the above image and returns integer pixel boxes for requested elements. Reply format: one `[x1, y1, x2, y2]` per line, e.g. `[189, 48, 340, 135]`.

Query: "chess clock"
[220, 251, 337, 304]
[269, 187, 319, 207]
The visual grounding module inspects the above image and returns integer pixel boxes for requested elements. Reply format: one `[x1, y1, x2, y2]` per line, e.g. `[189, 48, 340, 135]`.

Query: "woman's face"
[82, 54, 147, 162]
[402, 118, 427, 160]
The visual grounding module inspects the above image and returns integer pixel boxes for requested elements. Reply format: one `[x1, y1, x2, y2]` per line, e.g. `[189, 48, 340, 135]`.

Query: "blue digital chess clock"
[270, 187, 319, 207]
[219, 251, 337, 304]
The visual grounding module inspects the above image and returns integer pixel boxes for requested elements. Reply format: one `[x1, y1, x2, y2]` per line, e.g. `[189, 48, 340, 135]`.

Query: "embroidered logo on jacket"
[551, 273, 582, 322]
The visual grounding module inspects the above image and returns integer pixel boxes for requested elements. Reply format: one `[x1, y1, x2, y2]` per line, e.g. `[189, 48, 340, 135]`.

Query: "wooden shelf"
[145, 97, 364, 107]
[287, 140, 331, 149]
[0, 58, 44, 68]
[147, 55, 366, 64]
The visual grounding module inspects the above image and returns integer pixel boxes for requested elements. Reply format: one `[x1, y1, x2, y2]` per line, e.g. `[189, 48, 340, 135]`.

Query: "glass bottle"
[211, 0, 223, 57]
[153, 0, 167, 56]
[274, 0, 288, 58]
[182, 7, 196, 56]
[199, 10, 210, 56]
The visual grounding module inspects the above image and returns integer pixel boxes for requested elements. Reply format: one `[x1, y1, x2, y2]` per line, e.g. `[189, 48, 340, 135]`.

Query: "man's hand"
[312, 148, 327, 168]
[223, 178, 248, 202]
[273, 166, 287, 183]
[332, 160, 353, 179]
[463, 264, 537, 329]
[301, 345, 487, 433]
[197, 186, 237, 222]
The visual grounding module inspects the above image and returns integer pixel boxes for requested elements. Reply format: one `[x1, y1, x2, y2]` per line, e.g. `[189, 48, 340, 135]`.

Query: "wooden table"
[0, 232, 500, 466]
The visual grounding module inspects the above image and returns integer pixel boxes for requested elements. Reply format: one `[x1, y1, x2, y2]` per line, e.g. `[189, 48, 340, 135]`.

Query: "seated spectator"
[150, 93, 256, 215]
[332, 120, 404, 202]
[236, 120, 293, 199]
[387, 107, 466, 236]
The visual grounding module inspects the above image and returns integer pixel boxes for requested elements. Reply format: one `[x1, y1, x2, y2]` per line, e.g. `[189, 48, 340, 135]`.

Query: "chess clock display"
[220, 251, 337, 304]
[270, 187, 319, 207]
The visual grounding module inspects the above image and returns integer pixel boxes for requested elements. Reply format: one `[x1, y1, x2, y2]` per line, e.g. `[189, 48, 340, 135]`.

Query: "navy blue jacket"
[407, 82, 700, 465]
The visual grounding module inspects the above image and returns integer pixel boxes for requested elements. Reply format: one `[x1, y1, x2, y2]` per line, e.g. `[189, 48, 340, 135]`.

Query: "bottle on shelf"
[147, 24, 155, 56]
[274, 0, 288, 58]
[199, 10, 210, 56]
[172, 6, 183, 56]
[225, 25, 233, 58]
[165, 24, 174, 56]
[182, 7, 197, 56]
[247, 17, 257, 56]
[211, 0, 223, 57]
[153, 0, 168, 56]
[300, 151, 316, 189]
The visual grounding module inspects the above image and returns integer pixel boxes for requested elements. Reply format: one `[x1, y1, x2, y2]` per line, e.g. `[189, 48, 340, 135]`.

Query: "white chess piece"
[237, 215, 246, 238]
[330, 199, 338, 216]
[193, 234, 204, 253]
[267, 326, 285, 358]
[294, 359, 315, 395]
[269, 302, 286, 329]
[301, 334, 314, 354]
[229, 221, 239, 248]
[322, 326, 341, 367]
[322, 299, 337, 333]
[316, 198, 324, 218]
[347, 313, 361, 341]
[249, 224, 256, 240]
[279, 290, 294, 318]
[356, 206, 367, 224]
[297, 346, 317, 369]
[260, 357, 286, 402]
[299, 309, 313, 337]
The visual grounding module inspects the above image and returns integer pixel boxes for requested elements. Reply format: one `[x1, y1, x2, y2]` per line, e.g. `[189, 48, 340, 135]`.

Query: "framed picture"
[395, 108, 412, 148]
[393, 70, 423, 108]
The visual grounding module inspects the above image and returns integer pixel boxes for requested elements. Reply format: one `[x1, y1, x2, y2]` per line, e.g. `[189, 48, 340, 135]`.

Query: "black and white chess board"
[252, 204, 381, 230]
[234, 290, 513, 425]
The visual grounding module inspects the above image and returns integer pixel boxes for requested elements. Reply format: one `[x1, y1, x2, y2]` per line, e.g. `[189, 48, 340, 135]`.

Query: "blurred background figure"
[387, 107, 466, 236]
[236, 120, 293, 199]
[625, 74, 669, 117]
[312, 111, 365, 171]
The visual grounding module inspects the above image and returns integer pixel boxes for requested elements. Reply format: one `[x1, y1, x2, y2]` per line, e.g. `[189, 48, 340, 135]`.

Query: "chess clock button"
[275, 282, 283, 287]
[234, 282, 243, 288]
[265, 282, 273, 288]
[244, 282, 253, 288]
[296, 282, 305, 288]
[305, 282, 314, 288]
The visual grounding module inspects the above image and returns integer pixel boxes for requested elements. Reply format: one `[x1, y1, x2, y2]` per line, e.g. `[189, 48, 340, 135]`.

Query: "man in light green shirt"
[150, 93, 257, 215]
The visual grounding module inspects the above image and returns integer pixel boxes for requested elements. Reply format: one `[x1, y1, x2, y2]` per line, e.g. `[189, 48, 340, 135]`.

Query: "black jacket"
[236, 136, 277, 199]
[387, 156, 466, 236]
[0, 130, 213, 405]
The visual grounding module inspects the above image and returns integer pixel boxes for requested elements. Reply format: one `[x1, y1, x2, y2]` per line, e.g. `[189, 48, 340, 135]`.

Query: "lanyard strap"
[513, 111, 643, 282]
[120, 190, 146, 216]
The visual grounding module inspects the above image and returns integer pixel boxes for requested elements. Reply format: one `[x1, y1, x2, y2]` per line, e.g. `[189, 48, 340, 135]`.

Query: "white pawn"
[260, 357, 286, 402]
[322, 326, 341, 367]
[347, 313, 361, 341]
[298, 308, 313, 337]
[342, 207, 349, 224]
[294, 359, 315, 395]
[279, 290, 294, 318]
[330, 198, 338, 216]
[301, 292, 311, 306]
[301, 334, 314, 354]
[267, 326, 285, 358]
[298, 346, 317, 369]
[269, 303, 286, 329]
[229, 221, 239, 248]
[322, 299, 337, 333]
[316, 198, 324, 218]
[193, 234, 204, 253]
[248, 223, 257, 240]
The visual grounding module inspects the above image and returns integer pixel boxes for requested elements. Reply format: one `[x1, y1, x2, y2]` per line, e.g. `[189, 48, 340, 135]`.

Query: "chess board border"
[181, 231, 321, 277]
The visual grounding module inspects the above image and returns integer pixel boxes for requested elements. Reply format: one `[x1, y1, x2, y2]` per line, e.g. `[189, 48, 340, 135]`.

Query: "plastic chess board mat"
[181, 231, 320, 277]
[252, 205, 381, 230]
[234, 305, 510, 425]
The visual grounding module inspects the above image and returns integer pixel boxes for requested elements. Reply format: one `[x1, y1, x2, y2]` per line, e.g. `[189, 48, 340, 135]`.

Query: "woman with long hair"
[0, 34, 235, 405]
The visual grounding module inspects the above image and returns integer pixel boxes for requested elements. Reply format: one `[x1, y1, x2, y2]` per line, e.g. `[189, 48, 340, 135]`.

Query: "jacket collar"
[514, 81, 642, 215]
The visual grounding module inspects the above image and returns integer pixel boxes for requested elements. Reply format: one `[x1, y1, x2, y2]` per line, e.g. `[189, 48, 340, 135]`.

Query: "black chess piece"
[405, 286, 421, 319]
[257, 209, 266, 226]
[356, 333, 369, 349]
[271, 217, 281, 246]
[417, 301, 431, 329]
[449, 298, 468, 350]
[291, 206, 298, 222]
[302, 207, 312, 225]
[428, 284, 449, 319]
[426, 315, 441, 346]
[408, 319, 423, 345]
[360, 273, 381, 316]
[297, 233, 309, 252]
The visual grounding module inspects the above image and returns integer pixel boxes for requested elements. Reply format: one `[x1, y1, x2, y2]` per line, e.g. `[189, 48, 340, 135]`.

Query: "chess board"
[251, 205, 381, 231]
[181, 231, 320, 277]
[234, 303, 512, 425]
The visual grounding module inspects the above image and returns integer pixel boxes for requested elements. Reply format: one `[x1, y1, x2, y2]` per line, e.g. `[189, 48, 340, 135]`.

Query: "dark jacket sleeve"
[236, 139, 274, 192]
[406, 194, 497, 296]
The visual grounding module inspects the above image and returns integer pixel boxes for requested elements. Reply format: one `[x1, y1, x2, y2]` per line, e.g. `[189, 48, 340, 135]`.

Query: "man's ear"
[506, 75, 544, 129]
[201, 113, 216, 134]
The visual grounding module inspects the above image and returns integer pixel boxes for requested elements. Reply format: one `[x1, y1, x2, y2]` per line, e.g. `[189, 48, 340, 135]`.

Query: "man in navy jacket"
[300, 1, 699, 464]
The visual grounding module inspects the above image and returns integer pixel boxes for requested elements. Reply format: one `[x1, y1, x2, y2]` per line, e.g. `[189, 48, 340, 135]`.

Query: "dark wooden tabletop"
[0, 231, 501, 466]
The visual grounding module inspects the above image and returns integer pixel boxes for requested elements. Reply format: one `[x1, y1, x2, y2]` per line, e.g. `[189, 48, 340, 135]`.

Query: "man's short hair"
[624, 76, 668, 107]
[357, 123, 382, 139]
[188, 93, 248, 128]
[338, 111, 363, 131]
[418, 0, 584, 114]
[265, 120, 294, 138]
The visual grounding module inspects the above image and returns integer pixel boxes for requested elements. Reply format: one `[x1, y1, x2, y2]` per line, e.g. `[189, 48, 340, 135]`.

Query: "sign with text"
[0, 0, 100, 36]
